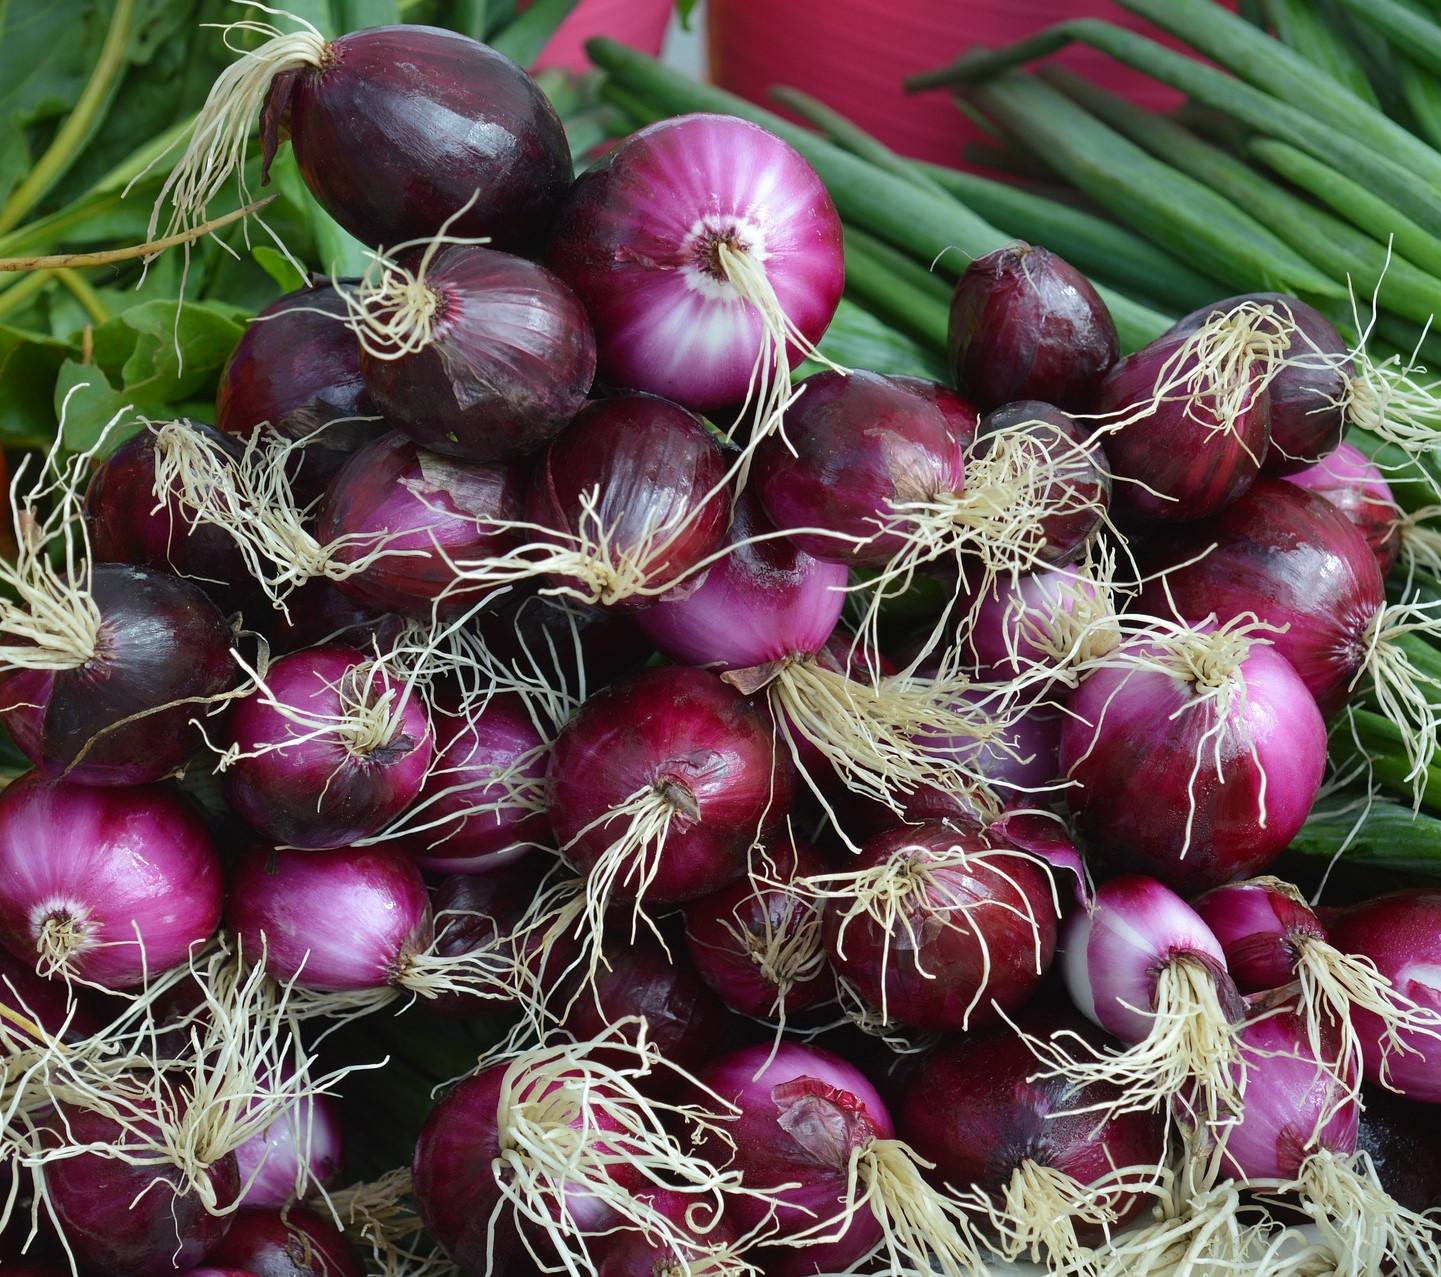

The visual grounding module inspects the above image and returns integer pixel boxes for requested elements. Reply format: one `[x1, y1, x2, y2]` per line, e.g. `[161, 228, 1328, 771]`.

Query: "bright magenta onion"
[1284, 439, 1401, 577]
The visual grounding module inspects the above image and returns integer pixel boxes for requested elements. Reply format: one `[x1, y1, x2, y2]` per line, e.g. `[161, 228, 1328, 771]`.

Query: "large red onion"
[1285, 440, 1401, 577]
[204, 1205, 363, 1277]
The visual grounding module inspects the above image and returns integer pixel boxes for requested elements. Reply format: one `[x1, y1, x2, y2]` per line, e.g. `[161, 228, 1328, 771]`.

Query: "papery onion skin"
[234, 1092, 344, 1208]
[0, 563, 235, 786]
[547, 113, 843, 410]
[824, 820, 1059, 1032]
[948, 243, 1120, 414]
[525, 394, 730, 612]
[1143, 479, 1383, 716]
[317, 432, 524, 617]
[0, 774, 222, 987]
[1356, 1089, 1441, 1212]
[1329, 891, 1441, 1101]
[359, 245, 595, 463]
[263, 27, 572, 254]
[227, 844, 429, 994]
[1057, 635, 1326, 893]
[1284, 441, 1400, 577]
[222, 644, 432, 851]
[204, 1205, 364, 1277]
[1191, 878, 1327, 994]
[751, 370, 965, 566]
[548, 666, 792, 906]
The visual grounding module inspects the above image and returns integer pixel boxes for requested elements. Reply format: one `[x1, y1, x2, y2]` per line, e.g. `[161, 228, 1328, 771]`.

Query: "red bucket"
[527, 0, 673, 72]
[708, 0, 1226, 167]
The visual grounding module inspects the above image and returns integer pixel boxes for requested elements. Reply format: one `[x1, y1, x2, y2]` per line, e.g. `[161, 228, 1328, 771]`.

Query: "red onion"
[594, 1190, 741, 1277]
[1284, 439, 1400, 576]
[258, 577, 386, 657]
[942, 687, 1062, 803]
[203, 1205, 363, 1277]
[817, 819, 1060, 1033]
[350, 245, 595, 463]
[221, 645, 432, 850]
[1192, 877, 1327, 993]
[1058, 622, 1326, 892]
[547, 113, 843, 433]
[234, 1089, 343, 1208]
[0, 774, 222, 987]
[159, 21, 571, 253]
[888, 375, 981, 450]
[948, 242, 1120, 413]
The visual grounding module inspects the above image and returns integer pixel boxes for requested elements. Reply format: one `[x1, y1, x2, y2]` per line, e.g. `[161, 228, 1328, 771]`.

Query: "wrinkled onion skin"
[751, 370, 966, 566]
[359, 245, 595, 463]
[526, 394, 730, 612]
[318, 432, 524, 616]
[547, 114, 843, 410]
[0, 774, 223, 988]
[949, 244, 1119, 413]
[1330, 891, 1441, 1101]
[0, 564, 235, 786]
[824, 820, 1059, 1032]
[549, 667, 792, 905]
[265, 27, 572, 254]
[1285, 441, 1400, 577]
[1191, 879, 1326, 994]
[1356, 1089, 1441, 1212]
[1058, 639, 1325, 893]
[1166, 293, 1349, 474]
[1143, 479, 1383, 716]
[205, 1206, 364, 1277]
[42, 1105, 238, 1277]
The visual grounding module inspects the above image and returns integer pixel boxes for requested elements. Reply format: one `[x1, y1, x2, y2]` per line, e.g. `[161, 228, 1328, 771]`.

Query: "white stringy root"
[722, 861, 826, 1025]
[324, 1169, 459, 1277]
[1357, 601, 1441, 805]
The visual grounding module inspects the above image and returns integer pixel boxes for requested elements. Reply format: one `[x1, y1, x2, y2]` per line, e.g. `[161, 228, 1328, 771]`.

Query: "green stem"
[842, 228, 952, 351]
[0, 270, 58, 321]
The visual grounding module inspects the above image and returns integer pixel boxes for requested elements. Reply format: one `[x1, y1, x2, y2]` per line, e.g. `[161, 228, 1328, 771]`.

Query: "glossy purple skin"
[900, 1013, 1163, 1237]
[217, 283, 383, 502]
[228, 844, 429, 993]
[1096, 330, 1271, 521]
[824, 820, 1059, 1032]
[406, 691, 550, 874]
[526, 394, 731, 612]
[0, 563, 235, 785]
[1143, 479, 1385, 716]
[205, 1206, 364, 1277]
[264, 26, 572, 253]
[1166, 293, 1350, 474]
[949, 243, 1119, 413]
[944, 689, 1062, 801]
[888, 376, 982, 450]
[1191, 878, 1327, 994]
[234, 1092, 343, 1207]
[549, 667, 792, 905]
[1285, 440, 1400, 576]
[1356, 1088, 1441, 1211]
[317, 431, 524, 617]
[1058, 636, 1326, 892]
[222, 645, 432, 850]
[961, 563, 1104, 679]
[547, 113, 843, 411]
[684, 839, 831, 1020]
[698, 1043, 893, 1276]
[359, 245, 594, 463]
[1330, 891, 1441, 1101]
[43, 1105, 239, 1276]
[0, 774, 223, 987]
[751, 369, 967, 567]
[635, 487, 847, 669]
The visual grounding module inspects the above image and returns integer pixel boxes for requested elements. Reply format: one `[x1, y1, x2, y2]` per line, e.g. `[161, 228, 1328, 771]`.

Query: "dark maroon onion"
[595, 1190, 741, 1277]
[257, 577, 387, 657]
[1165, 293, 1350, 474]
[525, 394, 730, 612]
[223, 644, 431, 850]
[548, 666, 792, 907]
[0, 944, 90, 1042]
[475, 592, 653, 699]
[1356, 1088, 1441, 1213]
[0, 563, 235, 785]
[262, 27, 572, 253]
[1191, 878, 1328, 993]
[888, 375, 982, 450]
[948, 243, 1119, 413]
[316, 431, 524, 617]
[204, 1205, 363, 1277]
[358, 246, 594, 463]
[1284, 440, 1401, 576]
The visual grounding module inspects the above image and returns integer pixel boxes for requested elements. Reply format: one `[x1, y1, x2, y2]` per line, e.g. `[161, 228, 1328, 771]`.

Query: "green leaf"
[253, 245, 309, 293]
[0, 322, 76, 445]
[115, 299, 244, 402]
[334, 0, 401, 29]
[53, 357, 137, 453]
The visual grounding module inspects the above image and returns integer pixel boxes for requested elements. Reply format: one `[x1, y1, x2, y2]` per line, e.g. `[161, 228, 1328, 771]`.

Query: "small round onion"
[960, 562, 1116, 680]
[596, 1190, 742, 1277]
[1191, 877, 1328, 993]
[203, 1204, 363, 1277]
[234, 1090, 344, 1208]
[1284, 440, 1400, 576]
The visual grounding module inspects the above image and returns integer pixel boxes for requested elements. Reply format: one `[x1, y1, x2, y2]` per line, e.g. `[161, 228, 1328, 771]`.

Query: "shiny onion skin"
[1192, 878, 1328, 993]
[547, 114, 843, 411]
[525, 394, 731, 612]
[41, 1104, 239, 1277]
[1166, 293, 1350, 474]
[233, 1091, 344, 1208]
[1285, 440, 1401, 577]
[0, 774, 222, 987]
[0, 563, 235, 786]
[262, 27, 572, 253]
[1144, 479, 1383, 716]
[216, 283, 383, 501]
[751, 370, 966, 566]
[948, 243, 1120, 413]
[358, 246, 595, 463]
[1356, 1089, 1441, 1212]
[889, 375, 982, 451]
[1057, 635, 1326, 893]
[548, 666, 792, 905]
[222, 645, 432, 850]
[204, 1205, 364, 1277]
[823, 820, 1059, 1033]
[1330, 891, 1441, 1101]
[316, 432, 524, 617]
